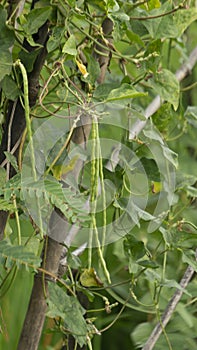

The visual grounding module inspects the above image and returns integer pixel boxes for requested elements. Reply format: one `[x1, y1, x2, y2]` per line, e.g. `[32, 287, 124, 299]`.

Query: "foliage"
[0, 0, 197, 350]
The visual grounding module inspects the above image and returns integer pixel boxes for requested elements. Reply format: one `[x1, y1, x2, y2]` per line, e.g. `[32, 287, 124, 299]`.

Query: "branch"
[17, 238, 63, 350]
[142, 262, 196, 350]
[129, 46, 197, 139]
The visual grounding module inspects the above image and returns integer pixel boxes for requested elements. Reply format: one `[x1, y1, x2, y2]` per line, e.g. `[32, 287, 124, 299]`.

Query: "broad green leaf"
[0, 6, 14, 79]
[124, 234, 146, 260]
[161, 279, 191, 296]
[0, 6, 15, 48]
[23, 7, 51, 35]
[1, 75, 21, 100]
[0, 51, 13, 82]
[106, 84, 147, 102]
[131, 322, 153, 348]
[141, 2, 172, 38]
[140, 157, 160, 182]
[126, 30, 144, 47]
[19, 48, 40, 72]
[177, 303, 194, 328]
[93, 82, 119, 100]
[142, 6, 197, 39]
[181, 251, 197, 272]
[150, 69, 179, 110]
[47, 283, 87, 347]
[86, 54, 100, 85]
[62, 35, 77, 55]
[47, 26, 66, 52]
[173, 8, 197, 38]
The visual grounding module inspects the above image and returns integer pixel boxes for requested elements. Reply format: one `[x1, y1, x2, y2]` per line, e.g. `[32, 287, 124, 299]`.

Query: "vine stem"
[12, 195, 21, 245]
[142, 261, 196, 350]
[15, 60, 37, 181]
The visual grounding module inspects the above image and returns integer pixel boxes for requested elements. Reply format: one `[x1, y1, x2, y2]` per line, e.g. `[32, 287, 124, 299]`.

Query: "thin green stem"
[45, 114, 81, 176]
[130, 5, 182, 21]
[16, 60, 37, 180]
[12, 195, 21, 245]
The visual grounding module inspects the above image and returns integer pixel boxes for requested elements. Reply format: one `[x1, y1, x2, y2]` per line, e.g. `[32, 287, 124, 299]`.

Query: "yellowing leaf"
[80, 268, 103, 287]
[151, 181, 162, 194]
[51, 155, 79, 180]
[76, 59, 89, 78]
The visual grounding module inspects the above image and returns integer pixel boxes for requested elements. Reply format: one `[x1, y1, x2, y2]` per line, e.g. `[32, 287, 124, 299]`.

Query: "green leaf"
[106, 84, 147, 102]
[173, 8, 197, 38]
[184, 106, 197, 128]
[0, 6, 14, 80]
[93, 82, 119, 100]
[0, 167, 6, 188]
[47, 26, 66, 53]
[126, 29, 144, 47]
[176, 172, 197, 190]
[142, 6, 197, 39]
[176, 303, 194, 328]
[124, 234, 146, 261]
[138, 260, 159, 269]
[150, 69, 179, 110]
[141, 2, 172, 38]
[23, 7, 51, 35]
[140, 157, 160, 182]
[0, 239, 41, 268]
[0, 6, 15, 48]
[62, 35, 77, 56]
[47, 283, 87, 347]
[86, 54, 100, 85]
[104, 0, 119, 12]
[131, 322, 153, 348]
[0, 5, 14, 81]
[0, 50, 13, 82]
[4, 151, 19, 172]
[181, 251, 197, 272]
[185, 186, 197, 198]
[1, 75, 21, 100]
[0, 198, 15, 211]
[161, 278, 191, 296]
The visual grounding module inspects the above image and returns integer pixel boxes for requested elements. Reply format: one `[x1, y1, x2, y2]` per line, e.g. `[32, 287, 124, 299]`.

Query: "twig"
[130, 4, 182, 21]
[142, 263, 195, 350]
[6, 100, 17, 180]
[129, 46, 197, 139]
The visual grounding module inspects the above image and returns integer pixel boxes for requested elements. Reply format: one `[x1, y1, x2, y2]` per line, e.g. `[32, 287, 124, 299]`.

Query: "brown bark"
[17, 238, 63, 350]
[0, 21, 49, 239]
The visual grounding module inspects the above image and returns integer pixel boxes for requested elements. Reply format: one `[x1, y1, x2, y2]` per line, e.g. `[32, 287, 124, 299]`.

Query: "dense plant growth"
[0, 1, 197, 349]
